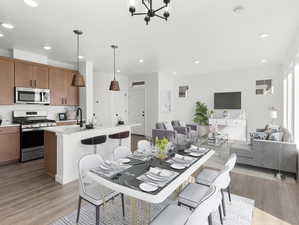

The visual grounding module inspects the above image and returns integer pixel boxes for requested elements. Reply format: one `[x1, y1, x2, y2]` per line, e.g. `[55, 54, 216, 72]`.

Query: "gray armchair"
[172, 120, 199, 140]
[152, 122, 187, 144]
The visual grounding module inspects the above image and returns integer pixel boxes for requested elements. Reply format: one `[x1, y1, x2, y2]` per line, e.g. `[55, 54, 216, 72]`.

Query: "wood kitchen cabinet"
[49, 67, 79, 106]
[0, 57, 14, 105]
[44, 131, 57, 177]
[15, 61, 49, 89]
[0, 127, 20, 165]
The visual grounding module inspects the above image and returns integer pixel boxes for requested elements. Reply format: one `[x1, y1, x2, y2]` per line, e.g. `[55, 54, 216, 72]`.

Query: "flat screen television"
[214, 92, 241, 109]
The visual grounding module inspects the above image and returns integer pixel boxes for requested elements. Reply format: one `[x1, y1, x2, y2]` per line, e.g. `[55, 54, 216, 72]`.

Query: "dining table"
[87, 145, 215, 225]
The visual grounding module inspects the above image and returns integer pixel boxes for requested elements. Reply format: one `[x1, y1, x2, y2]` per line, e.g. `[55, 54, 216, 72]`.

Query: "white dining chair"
[150, 186, 221, 225]
[196, 153, 237, 215]
[137, 139, 151, 151]
[178, 166, 230, 225]
[77, 154, 125, 225]
[113, 145, 132, 161]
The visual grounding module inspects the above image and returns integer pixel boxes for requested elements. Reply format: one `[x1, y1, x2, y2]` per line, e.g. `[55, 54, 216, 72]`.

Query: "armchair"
[152, 122, 187, 145]
[172, 120, 199, 141]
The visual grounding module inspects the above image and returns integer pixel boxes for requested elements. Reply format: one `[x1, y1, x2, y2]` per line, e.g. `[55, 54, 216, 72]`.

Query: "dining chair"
[77, 154, 125, 225]
[137, 139, 151, 151]
[196, 153, 237, 205]
[177, 166, 231, 224]
[150, 186, 221, 225]
[113, 145, 132, 161]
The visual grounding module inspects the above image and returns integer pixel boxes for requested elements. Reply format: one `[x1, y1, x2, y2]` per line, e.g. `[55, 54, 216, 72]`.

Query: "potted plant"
[193, 101, 213, 137]
[155, 137, 169, 160]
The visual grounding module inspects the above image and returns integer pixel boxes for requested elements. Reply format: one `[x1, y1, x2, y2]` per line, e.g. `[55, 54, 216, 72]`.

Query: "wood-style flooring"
[0, 135, 298, 225]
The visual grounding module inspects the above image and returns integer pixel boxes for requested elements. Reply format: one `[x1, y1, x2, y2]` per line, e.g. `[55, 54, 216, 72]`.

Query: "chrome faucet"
[76, 107, 83, 128]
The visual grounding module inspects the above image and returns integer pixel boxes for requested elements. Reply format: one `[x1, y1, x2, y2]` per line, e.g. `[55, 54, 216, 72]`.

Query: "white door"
[129, 86, 145, 135]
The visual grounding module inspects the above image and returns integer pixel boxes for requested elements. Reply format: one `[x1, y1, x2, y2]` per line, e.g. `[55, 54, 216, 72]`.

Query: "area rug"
[51, 193, 254, 225]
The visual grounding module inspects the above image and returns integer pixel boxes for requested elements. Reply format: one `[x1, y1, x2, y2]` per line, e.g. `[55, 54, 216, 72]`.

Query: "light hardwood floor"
[0, 138, 298, 225]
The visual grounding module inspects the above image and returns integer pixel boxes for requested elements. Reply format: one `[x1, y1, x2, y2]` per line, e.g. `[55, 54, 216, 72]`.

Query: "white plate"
[118, 158, 130, 163]
[171, 163, 186, 170]
[189, 152, 204, 157]
[160, 170, 173, 177]
[139, 182, 158, 192]
[146, 173, 168, 181]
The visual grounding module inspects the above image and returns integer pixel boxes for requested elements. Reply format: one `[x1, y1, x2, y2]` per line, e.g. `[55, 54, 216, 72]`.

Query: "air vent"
[132, 81, 145, 87]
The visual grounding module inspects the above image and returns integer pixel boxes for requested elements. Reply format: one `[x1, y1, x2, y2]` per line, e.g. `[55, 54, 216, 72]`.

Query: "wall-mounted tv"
[214, 92, 241, 109]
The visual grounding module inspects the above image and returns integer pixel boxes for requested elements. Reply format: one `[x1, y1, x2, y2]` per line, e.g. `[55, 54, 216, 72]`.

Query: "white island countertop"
[44, 123, 140, 136]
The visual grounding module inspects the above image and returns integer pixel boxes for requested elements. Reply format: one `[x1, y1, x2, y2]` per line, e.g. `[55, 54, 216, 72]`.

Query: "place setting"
[90, 160, 132, 178]
[166, 154, 197, 170]
[184, 145, 210, 157]
[136, 167, 179, 192]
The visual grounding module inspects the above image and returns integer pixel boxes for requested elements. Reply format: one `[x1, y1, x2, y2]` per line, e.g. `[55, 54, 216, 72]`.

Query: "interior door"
[129, 87, 145, 135]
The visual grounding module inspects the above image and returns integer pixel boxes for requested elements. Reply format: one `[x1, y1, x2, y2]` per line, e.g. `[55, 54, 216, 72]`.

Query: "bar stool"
[81, 135, 107, 154]
[108, 131, 130, 147]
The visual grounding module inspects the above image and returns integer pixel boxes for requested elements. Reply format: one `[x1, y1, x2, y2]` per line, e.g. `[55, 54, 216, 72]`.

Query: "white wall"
[128, 73, 159, 137]
[93, 72, 128, 127]
[173, 65, 284, 134]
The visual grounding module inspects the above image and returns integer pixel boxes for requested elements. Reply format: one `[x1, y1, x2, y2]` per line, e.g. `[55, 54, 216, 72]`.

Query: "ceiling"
[0, 0, 298, 75]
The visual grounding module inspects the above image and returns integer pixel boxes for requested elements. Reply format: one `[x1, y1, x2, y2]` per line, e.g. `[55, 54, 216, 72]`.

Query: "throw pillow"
[269, 132, 283, 142]
[164, 122, 174, 131]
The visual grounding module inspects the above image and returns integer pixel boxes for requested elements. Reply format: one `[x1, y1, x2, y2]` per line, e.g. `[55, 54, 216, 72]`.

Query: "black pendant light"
[128, 0, 171, 25]
[72, 30, 86, 87]
[109, 45, 120, 91]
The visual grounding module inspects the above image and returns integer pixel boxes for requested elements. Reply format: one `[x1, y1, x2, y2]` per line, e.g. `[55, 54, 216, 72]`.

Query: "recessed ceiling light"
[233, 5, 245, 14]
[117, 69, 121, 73]
[1, 23, 14, 29]
[0, 33, 4, 37]
[78, 55, 84, 59]
[24, 0, 38, 7]
[173, 72, 177, 75]
[43, 46, 52, 50]
[260, 33, 270, 39]
[261, 59, 268, 64]
[139, 59, 144, 63]
[194, 60, 199, 64]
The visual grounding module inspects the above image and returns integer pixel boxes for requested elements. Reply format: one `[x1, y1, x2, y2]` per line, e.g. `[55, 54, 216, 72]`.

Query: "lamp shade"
[270, 110, 278, 119]
[109, 80, 120, 91]
[72, 72, 85, 87]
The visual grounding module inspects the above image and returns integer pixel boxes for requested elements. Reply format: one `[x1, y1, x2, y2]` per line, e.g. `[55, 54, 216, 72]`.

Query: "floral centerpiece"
[155, 137, 169, 160]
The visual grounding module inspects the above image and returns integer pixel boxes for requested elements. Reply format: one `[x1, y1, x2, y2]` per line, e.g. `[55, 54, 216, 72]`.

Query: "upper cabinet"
[15, 61, 49, 89]
[0, 57, 14, 105]
[49, 68, 79, 106]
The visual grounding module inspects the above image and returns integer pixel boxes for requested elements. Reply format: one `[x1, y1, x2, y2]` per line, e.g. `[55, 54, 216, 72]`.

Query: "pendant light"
[109, 45, 120, 91]
[72, 30, 86, 87]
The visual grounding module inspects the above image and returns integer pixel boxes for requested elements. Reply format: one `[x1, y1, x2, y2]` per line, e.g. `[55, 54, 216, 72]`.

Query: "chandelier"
[128, 0, 171, 25]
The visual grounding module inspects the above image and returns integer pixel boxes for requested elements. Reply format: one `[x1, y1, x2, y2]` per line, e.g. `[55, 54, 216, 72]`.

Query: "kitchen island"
[44, 124, 139, 185]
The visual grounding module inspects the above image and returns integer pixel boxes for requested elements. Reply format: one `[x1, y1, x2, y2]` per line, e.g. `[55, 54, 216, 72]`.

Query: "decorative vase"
[198, 125, 209, 137]
[158, 146, 168, 160]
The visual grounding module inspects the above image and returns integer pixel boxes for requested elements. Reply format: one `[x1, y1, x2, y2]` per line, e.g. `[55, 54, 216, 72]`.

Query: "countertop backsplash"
[0, 105, 76, 124]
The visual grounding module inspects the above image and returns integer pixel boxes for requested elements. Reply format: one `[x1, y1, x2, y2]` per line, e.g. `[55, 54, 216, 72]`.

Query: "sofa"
[152, 122, 187, 144]
[230, 126, 298, 177]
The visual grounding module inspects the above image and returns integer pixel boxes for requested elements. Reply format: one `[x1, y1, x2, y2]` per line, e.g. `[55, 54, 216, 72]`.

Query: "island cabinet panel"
[15, 61, 49, 88]
[14, 61, 33, 88]
[0, 57, 14, 105]
[44, 131, 57, 177]
[66, 71, 79, 106]
[49, 67, 68, 105]
[0, 127, 20, 165]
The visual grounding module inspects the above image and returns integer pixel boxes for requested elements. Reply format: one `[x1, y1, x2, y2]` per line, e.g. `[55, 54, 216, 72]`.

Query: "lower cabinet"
[0, 127, 20, 165]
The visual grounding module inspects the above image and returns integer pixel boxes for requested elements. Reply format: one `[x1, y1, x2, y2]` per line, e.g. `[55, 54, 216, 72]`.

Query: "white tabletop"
[88, 150, 214, 204]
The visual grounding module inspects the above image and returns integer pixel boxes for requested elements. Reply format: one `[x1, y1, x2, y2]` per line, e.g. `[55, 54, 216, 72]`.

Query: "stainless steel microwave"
[15, 87, 50, 105]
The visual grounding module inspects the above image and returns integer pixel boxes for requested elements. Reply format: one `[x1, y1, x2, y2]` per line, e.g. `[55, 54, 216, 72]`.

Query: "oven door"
[20, 129, 44, 162]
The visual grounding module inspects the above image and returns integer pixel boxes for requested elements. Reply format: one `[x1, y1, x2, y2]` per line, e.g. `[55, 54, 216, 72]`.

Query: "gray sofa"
[152, 122, 187, 144]
[231, 140, 298, 175]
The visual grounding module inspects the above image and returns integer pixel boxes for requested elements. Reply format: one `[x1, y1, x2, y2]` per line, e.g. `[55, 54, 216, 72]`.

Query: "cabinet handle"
[62, 98, 64, 105]
[30, 80, 33, 87]
[65, 98, 67, 105]
[34, 80, 37, 88]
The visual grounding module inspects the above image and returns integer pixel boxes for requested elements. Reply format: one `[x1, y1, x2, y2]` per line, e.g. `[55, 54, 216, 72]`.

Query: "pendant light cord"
[113, 47, 116, 80]
[77, 34, 79, 72]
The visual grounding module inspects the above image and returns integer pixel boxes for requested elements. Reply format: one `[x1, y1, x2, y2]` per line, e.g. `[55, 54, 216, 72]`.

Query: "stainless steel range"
[13, 110, 56, 162]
